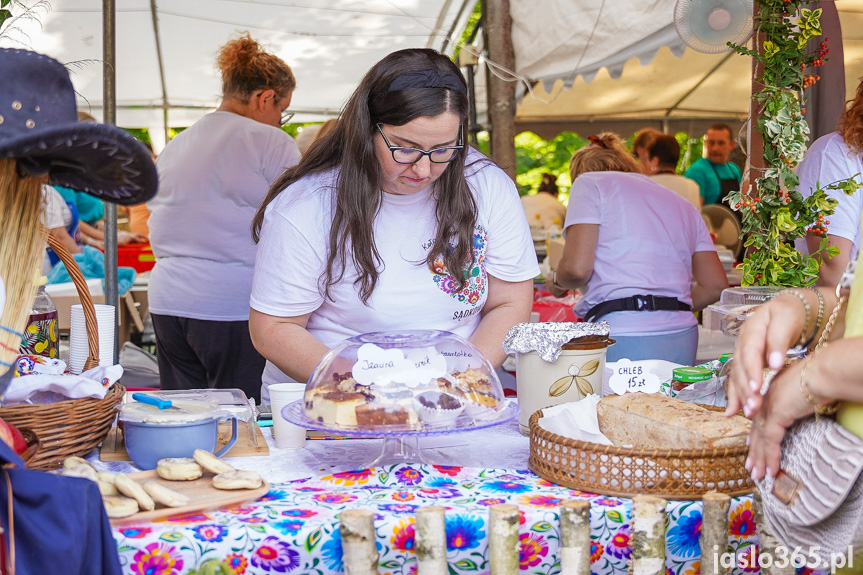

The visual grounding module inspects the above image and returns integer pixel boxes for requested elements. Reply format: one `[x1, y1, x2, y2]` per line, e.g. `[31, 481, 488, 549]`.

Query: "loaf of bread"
[596, 393, 750, 449]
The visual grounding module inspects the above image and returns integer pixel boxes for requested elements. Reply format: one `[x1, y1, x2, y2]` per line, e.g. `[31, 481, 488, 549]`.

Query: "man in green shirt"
[684, 123, 741, 206]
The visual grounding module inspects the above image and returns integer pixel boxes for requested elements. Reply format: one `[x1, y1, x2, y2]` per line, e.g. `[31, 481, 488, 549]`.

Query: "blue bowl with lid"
[119, 398, 238, 470]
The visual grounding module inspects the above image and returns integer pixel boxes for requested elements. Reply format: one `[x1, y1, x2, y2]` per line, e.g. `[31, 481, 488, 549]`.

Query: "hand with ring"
[744, 360, 814, 480]
[726, 291, 812, 420]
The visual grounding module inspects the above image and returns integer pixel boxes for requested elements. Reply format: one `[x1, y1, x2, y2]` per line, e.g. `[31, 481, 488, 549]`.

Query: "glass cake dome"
[297, 329, 511, 434]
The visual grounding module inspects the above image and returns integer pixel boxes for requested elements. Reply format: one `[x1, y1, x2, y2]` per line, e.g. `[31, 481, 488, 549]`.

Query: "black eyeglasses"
[376, 124, 463, 164]
[280, 110, 295, 126]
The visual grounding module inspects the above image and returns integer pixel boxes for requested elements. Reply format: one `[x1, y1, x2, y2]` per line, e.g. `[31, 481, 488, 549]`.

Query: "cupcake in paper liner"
[413, 391, 464, 424]
[461, 390, 501, 420]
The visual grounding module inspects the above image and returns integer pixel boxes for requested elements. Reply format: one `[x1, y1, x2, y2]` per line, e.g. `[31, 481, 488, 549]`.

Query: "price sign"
[608, 358, 662, 395]
[352, 343, 447, 388]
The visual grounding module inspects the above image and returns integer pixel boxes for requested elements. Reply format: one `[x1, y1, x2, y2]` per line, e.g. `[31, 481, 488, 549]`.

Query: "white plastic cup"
[70, 304, 116, 369]
[269, 382, 307, 450]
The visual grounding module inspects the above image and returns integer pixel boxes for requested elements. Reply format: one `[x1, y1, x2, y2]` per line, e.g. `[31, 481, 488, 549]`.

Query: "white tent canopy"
[3, 0, 862, 144]
[0, 0, 478, 149]
[511, 0, 863, 138]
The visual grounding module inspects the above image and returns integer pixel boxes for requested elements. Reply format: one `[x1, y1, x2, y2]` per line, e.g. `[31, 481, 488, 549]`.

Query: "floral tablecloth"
[114, 464, 758, 575]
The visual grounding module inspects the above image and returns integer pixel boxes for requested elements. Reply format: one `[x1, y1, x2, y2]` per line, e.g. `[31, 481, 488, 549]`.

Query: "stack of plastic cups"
[268, 383, 307, 450]
[68, 304, 116, 374]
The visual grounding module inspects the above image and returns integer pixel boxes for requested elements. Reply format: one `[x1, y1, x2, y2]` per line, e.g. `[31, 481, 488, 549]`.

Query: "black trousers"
[151, 314, 265, 403]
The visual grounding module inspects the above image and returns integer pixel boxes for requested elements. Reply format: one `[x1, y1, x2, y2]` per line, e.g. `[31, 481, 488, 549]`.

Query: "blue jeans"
[605, 325, 698, 365]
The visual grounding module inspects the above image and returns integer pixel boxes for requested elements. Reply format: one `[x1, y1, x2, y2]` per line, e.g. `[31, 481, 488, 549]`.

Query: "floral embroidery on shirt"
[431, 227, 487, 305]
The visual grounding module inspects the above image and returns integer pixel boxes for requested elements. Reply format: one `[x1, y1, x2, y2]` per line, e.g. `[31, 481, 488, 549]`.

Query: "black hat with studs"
[0, 48, 157, 205]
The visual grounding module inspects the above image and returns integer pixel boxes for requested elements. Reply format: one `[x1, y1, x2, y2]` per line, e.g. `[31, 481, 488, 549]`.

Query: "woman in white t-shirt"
[147, 33, 301, 402]
[249, 49, 538, 400]
[548, 133, 727, 364]
[795, 76, 863, 288]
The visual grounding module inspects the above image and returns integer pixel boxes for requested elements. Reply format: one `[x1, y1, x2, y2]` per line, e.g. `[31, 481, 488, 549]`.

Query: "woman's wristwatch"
[552, 270, 567, 291]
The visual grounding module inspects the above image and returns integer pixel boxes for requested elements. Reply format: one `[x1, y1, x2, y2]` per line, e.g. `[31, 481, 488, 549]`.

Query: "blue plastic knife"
[132, 393, 187, 411]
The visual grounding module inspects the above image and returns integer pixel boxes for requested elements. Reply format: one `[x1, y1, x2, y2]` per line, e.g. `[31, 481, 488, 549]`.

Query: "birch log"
[701, 491, 731, 575]
[559, 500, 591, 575]
[340, 509, 378, 575]
[631, 495, 668, 575]
[415, 506, 447, 575]
[489, 504, 520, 575]
[753, 489, 795, 575]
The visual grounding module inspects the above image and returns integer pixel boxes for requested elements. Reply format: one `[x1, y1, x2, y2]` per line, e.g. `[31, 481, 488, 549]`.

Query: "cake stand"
[282, 400, 518, 468]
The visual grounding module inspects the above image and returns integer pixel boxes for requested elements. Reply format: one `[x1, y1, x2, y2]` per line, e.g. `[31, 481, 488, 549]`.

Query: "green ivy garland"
[729, 0, 860, 287]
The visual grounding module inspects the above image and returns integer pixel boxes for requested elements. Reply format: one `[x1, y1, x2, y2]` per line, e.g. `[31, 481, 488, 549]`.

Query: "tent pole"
[149, 0, 171, 147]
[103, 0, 119, 363]
[749, 6, 765, 195]
[483, 0, 517, 180]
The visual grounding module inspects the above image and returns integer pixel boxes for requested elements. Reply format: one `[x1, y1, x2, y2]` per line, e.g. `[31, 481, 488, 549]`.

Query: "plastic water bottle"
[546, 218, 563, 254]
[19, 276, 59, 358]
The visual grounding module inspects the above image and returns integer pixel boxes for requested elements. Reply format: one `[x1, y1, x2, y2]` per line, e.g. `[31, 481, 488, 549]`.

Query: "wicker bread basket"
[528, 408, 754, 499]
[0, 232, 125, 470]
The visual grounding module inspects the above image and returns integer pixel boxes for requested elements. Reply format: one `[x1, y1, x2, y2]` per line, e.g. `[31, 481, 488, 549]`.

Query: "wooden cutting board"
[109, 469, 270, 526]
[100, 421, 269, 462]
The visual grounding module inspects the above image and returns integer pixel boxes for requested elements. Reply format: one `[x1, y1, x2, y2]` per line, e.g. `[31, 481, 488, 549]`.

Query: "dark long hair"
[252, 49, 475, 304]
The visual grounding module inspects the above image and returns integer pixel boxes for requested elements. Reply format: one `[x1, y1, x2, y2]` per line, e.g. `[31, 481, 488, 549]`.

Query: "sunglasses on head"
[587, 135, 607, 149]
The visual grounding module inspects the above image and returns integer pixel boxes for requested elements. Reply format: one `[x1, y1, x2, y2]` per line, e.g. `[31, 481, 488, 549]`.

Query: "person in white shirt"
[548, 132, 727, 364]
[249, 48, 538, 401]
[794, 77, 863, 288]
[147, 33, 301, 402]
[647, 134, 702, 210]
[40, 185, 81, 274]
[521, 172, 566, 229]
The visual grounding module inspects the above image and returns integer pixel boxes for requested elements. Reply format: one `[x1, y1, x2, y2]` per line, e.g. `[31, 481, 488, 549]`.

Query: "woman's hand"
[726, 292, 808, 419]
[745, 359, 813, 479]
[82, 235, 105, 251]
[118, 231, 148, 245]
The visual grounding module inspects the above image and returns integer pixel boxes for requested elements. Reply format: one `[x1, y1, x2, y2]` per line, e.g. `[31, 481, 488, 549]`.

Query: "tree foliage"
[729, 0, 861, 286]
[512, 130, 704, 202]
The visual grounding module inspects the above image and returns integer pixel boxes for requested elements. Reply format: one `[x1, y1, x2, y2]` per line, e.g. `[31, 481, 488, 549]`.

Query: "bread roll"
[63, 456, 95, 472]
[596, 393, 750, 449]
[97, 480, 118, 496]
[102, 495, 139, 518]
[115, 473, 156, 511]
[212, 470, 263, 490]
[144, 481, 190, 508]
[156, 457, 203, 481]
[62, 463, 98, 482]
[193, 449, 235, 475]
[97, 471, 117, 484]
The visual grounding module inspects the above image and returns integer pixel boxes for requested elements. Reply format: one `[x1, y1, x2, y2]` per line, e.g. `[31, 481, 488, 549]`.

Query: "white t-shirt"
[794, 132, 863, 260]
[41, 185, 70, 230]
[41, 185, 75, 275]
[521, 192, 567, 229]
[147, 111, 301, 321]
[251, 148, 539, 387]
[565, 171, 715, 336]
[649, 173, 701, 211]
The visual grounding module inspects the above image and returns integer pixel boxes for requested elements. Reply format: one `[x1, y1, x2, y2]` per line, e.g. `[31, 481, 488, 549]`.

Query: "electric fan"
[674, 0, 754, 54]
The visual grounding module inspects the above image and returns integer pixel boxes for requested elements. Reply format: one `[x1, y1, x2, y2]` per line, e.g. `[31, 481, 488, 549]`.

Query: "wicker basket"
[0, 383, 124, 470]
[528, 409, 754, 499]
[0, 232, 124, 470]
